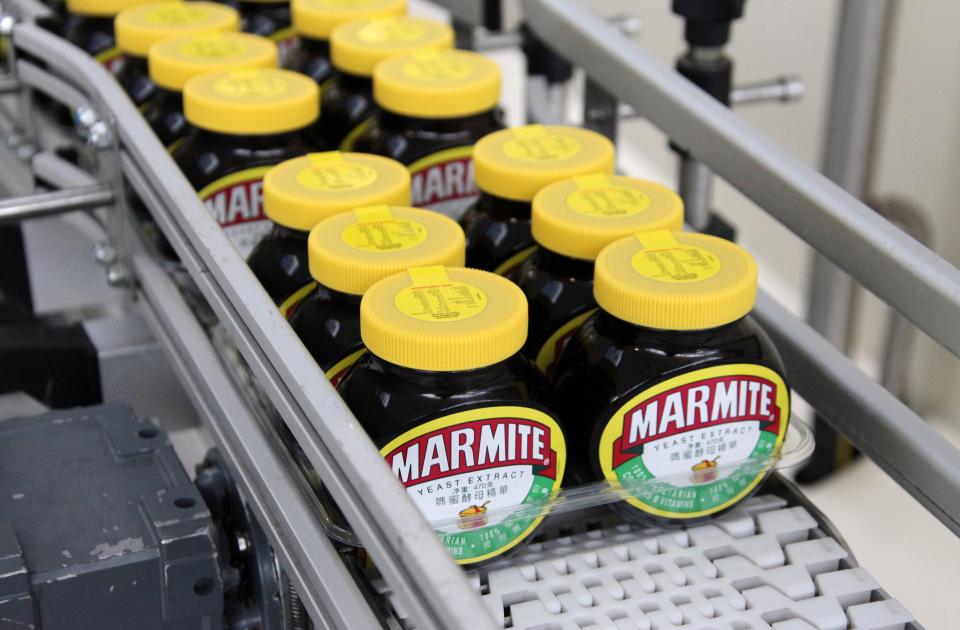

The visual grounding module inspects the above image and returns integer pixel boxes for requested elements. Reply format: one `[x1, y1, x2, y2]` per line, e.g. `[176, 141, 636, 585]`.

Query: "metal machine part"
[0, 403, 223, 629]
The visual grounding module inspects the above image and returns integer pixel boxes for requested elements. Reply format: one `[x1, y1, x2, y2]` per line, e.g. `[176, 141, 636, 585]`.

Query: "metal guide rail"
[0, 0, 955, 627]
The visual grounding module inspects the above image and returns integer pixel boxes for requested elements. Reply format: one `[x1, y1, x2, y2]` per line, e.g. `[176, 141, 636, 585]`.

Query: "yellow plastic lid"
[473, 125, 616, 201]
[330, 16, 453, 77]
[361, 265, 526, 371]
[67, 0, 152, 18]
[373, 49, 500, 118]
[594, 230, 758, 331]
[149, 32, 278, 91]
[293, 0, 407, 41]
[532, 174, 685, 260]
[263, 152, 411, 231]
[183, 68, 318, 135]
[308, 206, 465, 295]
[115, 2, 239, 57]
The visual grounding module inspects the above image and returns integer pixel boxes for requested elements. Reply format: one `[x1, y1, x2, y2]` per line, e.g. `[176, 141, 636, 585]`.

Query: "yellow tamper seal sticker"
[296, 152, 379, 191]
[394, 266, 487, 322]
[630, 230, 722, 283]
[567, 173, 651, 217]
[340, 205, 429, 252]
[502, 124, 582, 162]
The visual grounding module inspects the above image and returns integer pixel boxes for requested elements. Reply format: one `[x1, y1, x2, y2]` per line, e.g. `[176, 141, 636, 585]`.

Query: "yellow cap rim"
[264, 152, 411, 231]
[115, 2, 239, 57]
[373, 49, 500, 118]
[308, 207, 465, 295]
[594, 230, 758, 331]
[292, 0, 406, 40]
[330, 16, 453, 77]
[532, 174, 685, 260]
[361, 266, 527, 371]
[149, 32, 278, 91]
[473, 125, 616, 201]
[183, 68, 318, 135]
[67, 0, 153, 18]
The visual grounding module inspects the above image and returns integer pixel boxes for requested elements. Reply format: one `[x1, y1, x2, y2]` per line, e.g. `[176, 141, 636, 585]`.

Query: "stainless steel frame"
[0, 0, 957, 626]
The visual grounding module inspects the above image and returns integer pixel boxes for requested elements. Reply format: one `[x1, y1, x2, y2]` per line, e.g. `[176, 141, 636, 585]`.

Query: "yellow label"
[493, 245, 537, 277]
[145, 5, 209, 25]
[324, 348, 366, 387]
[535, 308, 596, 375]
[401, 50, 472, 81]
[296, 152, 379, 191]
[356, 18, 426, 44]
[502, 125, 581, 162]
[394, 266, 487, 322]
[567, 174, 650, 217]
[631, 230, 721, 283]
[198, 165, 275, 258]
[340, 205, 429, 252]
[213, 71, 288, 98]
[597, 363, 789, 519]
[177, 35, 245, 59]
[379, 405, 566, 564]
[279, 281, 317, 318]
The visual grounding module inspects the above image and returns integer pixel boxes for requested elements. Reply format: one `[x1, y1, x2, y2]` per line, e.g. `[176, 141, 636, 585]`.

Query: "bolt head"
[0, 15, 15, 37]
[74, 105, 98, 129]
[87, 120, 112, 148]
[106, 263, 130, 287]
[93, 241, 116, 265]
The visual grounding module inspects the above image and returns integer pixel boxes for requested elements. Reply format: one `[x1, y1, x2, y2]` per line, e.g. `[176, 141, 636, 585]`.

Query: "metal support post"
[801, 0, 894, 481]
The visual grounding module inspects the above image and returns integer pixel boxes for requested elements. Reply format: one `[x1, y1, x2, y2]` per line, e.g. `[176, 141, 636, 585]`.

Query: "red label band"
[203, 178, 266, 228]
[411, 156, 477, 207]
[385, 418, 557, 487]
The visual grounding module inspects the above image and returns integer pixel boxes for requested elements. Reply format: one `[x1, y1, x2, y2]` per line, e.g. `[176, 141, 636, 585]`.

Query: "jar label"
[380, 405, 566, 564]
[177, 36, 245, 59]
[535, 308, 596, 376]
[278, 281, 318, 318]
[493, 245, 536, 277]
[95, 48, 126, 75]
[325, 348, 365, 387]
[340, 205, 428, 252]
[394, 266, 487, 322]
[408, 146, 477, 219]
[502, 125, 581, 162]
[567, 174, 651, 217]
[145, 4, 210, 25]
[297, 152, 379, 191]
[199, 165, 275, 258]
[212, 71, 288, 98]
[631, 230, 721, 283]
[598, 364, 789, 519]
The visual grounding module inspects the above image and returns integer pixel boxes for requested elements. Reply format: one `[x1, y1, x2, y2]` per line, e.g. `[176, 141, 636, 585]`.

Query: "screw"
[0, 15, 15, 38]
[93, 241, 116, 265]
[106, 263, 131, 287]
[74, 105, 98, 129]
[87, 120, 112, 148]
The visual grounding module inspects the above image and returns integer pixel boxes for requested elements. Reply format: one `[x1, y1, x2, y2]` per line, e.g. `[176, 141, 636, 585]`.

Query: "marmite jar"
[62, 0, 153, 73]
[314, 16, 452, 149]
[338, 265, 566, 564]
[347, 49, 504, 218]
[227, 0, 296, 61]
[289, 207, 464, 384]
[553, 230, 790, 526]
[514, 174, 684, 376]
[114, 1, 239, 109]
[248, 151, 411, 309]
[460, 125, 616, 275]
[286, 0, 406, 85]
[145, 32, 278, 150]
[174, 67, 320, 257]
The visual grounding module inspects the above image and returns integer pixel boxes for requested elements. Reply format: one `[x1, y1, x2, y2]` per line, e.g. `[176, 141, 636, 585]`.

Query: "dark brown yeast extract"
[62, 0, 150, 74]
[512, 174, 685, 375]
[553, 230, 791, 526]
[346, 49, 504, 218]
[247, 151, 411, 309]
[173, 68, 321, 258]
[338, 266, 566, 565]
[227, 0, 296, 60]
